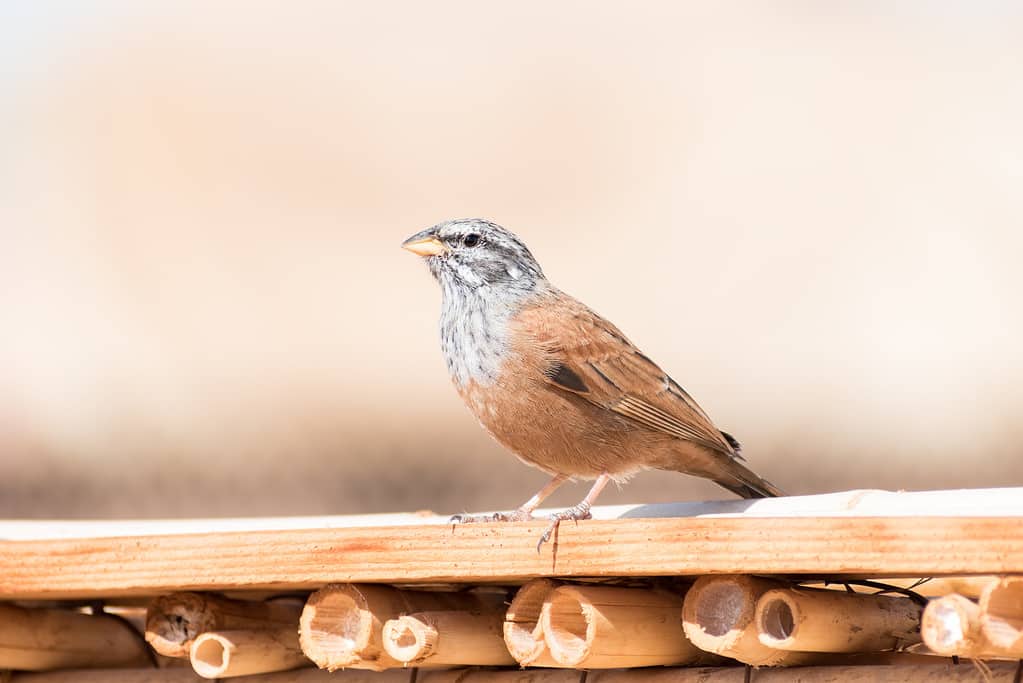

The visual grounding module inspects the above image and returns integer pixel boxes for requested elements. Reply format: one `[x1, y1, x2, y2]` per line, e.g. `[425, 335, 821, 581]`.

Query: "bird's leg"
[537, 472, 611, 550]
[451, 474, 568, 524]
[499, 474, 569, 521]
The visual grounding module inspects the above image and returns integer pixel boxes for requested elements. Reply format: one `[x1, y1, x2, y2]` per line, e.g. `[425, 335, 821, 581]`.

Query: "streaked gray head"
[403, 219, 547, 385]
[402, 218, 545, 293]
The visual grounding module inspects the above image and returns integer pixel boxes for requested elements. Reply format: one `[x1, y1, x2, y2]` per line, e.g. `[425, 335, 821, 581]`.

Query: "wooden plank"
[3, 487, 1022, 541]
[2, 515, 1023, 600]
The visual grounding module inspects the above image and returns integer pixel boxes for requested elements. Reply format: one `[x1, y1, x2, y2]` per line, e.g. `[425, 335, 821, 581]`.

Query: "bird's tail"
[714, 474, 783, 499]
[713, 444, 784, 498]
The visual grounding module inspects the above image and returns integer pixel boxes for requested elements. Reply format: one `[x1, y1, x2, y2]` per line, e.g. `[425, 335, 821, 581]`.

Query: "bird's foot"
[450, 508, 535, 525]
[537, 501, 593, 551]
[496, 508, 537, 522]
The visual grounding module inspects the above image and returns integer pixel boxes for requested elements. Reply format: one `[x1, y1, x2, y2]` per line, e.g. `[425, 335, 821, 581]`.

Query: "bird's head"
[402, 219, 545, 294]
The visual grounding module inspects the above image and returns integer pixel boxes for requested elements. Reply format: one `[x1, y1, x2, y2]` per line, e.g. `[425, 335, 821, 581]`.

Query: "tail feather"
[714, 460, 784, 499]
[713, 430, 782, 498]
[715, 476, 783, 499]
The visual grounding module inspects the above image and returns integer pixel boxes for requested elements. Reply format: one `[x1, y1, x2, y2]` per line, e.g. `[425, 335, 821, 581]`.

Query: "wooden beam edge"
[2, 515, 1022, 600]
[4, 487, 1023, 541]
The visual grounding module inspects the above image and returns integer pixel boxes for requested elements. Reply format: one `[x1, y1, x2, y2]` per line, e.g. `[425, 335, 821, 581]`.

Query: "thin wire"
[799, 577, 930, 607]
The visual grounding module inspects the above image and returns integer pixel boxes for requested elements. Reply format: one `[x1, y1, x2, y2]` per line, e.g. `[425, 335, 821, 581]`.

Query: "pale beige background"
[1, 2, 1021, 518]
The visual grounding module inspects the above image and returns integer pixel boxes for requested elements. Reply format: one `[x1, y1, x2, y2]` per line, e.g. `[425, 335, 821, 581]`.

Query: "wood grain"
[2, 515, 1022, 600]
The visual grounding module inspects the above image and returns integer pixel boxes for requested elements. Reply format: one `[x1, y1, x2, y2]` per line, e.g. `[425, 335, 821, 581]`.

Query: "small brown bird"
[403, 219, 782, 547]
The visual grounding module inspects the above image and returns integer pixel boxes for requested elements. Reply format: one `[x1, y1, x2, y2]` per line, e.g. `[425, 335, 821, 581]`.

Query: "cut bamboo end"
[299, 584, 399, 671]
[299, 583, 490, 671]
[382, 610, 515, 667]
[145, 592, 303, 658]
[921, 593, 1018, 660]
[980, 576, 1023, 654]
[504, 578, 563, 667]
[682, 575, 815, 666]
[540, 584, 708, 668]
[381, 615, 438, 664]
[189, 628, 310, 679]
[0, 603, 151, 671]
[755, 587, 922, 653]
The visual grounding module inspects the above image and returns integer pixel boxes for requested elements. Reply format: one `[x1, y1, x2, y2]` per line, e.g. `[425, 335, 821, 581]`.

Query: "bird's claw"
[450, 513, 488, 524]
[450, 508, 535, 525]
[536, 502, 593, 552]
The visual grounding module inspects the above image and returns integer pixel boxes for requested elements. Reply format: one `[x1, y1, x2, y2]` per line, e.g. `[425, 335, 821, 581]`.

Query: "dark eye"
[462, 233, 481, 247]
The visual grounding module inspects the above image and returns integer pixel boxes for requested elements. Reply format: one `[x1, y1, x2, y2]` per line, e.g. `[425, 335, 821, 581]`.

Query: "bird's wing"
[515, 293, 737, 456]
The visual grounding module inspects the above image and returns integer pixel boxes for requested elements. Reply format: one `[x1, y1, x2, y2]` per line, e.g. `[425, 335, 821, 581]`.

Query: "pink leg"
[452, 474, 569, 524]
[537, 472, 611, 550]
[510, 473, 570, 519]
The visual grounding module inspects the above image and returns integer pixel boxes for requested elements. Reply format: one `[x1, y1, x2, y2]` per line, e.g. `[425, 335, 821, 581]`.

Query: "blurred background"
[1, 2, 1021, 519]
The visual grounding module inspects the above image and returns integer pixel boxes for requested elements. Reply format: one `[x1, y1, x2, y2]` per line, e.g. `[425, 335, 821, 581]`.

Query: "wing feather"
[517, 291, 737, 457]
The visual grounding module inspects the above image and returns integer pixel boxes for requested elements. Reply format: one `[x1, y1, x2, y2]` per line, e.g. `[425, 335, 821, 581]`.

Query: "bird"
[403, 218, 782, 548]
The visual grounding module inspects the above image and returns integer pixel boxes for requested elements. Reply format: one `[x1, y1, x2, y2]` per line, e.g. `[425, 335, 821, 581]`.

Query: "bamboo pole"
[6, 668, 411, 682]
[298, 583, 491, 671]
[418, 661, 1023, 682]
[539, 584, 714, 668]
[584, 661, 1023, 682]
[979, 576, 1023, 654]
[145, 593, 303, 658]
[754, 587, 922, 652]
[189, 628, 310, 678]
[10, 664, 1023, 683]
[0, 603, 152, 671]
[921, 593, 1018, 659]
[682, 575, 818, 666]
[503, 578, 563, 667]
[381, 609, 515, 667]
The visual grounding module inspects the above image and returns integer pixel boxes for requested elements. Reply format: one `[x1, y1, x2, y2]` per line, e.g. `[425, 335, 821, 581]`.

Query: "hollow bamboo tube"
[382, 609, 516, 667]
[539, 584, 712, 668]
[299, 583, 488, 671]
[424, 660, 1023, 682]
[145, 592, 303, 658]
[979, 576, 1023, 654]
[921, 593, 1018, 659]
[503, 578, 564, 667]
[682, 575, 818, 666]
[7, 669, 412, 682]
[754, 587, 922, 653]
[0, 603, 152, 671]
[9, 662, 1023, 682]
[189, 628, 311, 678]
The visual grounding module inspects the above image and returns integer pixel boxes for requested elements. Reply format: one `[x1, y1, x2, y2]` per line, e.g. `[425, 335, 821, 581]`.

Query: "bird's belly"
[458, 375, 651, 480]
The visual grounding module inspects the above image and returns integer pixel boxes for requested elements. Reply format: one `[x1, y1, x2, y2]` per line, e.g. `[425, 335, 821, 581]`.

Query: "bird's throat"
[438, 285, 513, 388]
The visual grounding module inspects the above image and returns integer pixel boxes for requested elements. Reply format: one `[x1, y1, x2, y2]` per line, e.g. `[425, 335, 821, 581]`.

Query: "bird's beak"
[402, 230, 449, 257]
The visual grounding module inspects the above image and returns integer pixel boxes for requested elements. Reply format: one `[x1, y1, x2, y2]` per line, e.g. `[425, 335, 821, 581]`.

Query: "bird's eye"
[462, 233, 481, 247]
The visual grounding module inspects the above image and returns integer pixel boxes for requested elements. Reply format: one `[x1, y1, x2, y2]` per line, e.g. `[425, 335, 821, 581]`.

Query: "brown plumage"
[404, 219, 782, 547]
